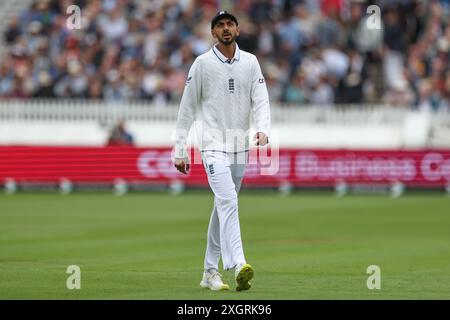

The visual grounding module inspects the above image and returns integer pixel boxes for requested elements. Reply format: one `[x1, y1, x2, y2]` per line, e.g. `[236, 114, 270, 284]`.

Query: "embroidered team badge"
[228, 78, 234, 93]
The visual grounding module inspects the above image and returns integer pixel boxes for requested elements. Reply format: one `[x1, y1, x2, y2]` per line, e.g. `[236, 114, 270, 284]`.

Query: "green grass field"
[1, 192, 449, 299]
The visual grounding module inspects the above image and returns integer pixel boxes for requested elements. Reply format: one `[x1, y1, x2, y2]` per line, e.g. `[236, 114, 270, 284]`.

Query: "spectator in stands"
[310, 75, 335, 107]
[283, 71, 308, 105]
[33, 70, 55, 98]
[336, 49, 366, 103]
[416, 79, 438, 112]
[383, 77, 415, 108]
[107, 120, 134, 146]
[4, 16, 22, 45]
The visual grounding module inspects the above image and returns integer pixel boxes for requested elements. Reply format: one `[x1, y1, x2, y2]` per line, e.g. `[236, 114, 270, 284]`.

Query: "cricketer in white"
[173, 11, 271, 291]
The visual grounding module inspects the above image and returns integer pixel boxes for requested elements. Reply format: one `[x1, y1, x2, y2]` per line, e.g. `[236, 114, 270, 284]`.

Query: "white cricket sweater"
[174, 44, 271, 158]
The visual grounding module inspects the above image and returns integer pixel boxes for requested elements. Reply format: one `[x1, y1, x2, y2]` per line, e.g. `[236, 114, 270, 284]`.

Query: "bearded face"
[212, 18, 239, 45]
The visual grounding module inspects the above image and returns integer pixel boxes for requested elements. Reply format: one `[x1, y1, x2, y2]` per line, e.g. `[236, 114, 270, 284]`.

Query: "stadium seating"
[0, 0, 449, 110]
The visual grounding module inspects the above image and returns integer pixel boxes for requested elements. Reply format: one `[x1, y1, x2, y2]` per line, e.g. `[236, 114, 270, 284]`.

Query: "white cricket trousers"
[201, 150, 249, 271]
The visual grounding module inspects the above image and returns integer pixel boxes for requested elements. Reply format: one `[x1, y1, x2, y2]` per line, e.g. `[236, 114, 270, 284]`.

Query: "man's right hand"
[174, 158, 190, 174]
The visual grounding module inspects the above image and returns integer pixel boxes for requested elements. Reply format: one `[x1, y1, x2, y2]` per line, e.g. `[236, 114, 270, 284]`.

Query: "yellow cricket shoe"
[235, 263, 254, 291]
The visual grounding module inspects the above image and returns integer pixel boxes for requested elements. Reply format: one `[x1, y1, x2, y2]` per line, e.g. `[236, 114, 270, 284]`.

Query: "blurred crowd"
[0, 0, 449, 111]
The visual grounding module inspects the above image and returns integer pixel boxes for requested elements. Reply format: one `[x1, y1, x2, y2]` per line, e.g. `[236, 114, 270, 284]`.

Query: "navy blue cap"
[211, 10, 238, 29]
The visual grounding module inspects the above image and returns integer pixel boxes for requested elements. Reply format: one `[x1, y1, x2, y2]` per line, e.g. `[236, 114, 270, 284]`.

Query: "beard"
[219, 33, 235, 45]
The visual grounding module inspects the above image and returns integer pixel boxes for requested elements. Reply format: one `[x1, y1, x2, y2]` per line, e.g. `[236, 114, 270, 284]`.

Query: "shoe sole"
[200, 282, 230, 291]
[236, 264, 254, 291]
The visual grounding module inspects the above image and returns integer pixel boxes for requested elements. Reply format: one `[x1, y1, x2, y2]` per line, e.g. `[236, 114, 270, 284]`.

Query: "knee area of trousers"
[215, 194, 238, 206]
